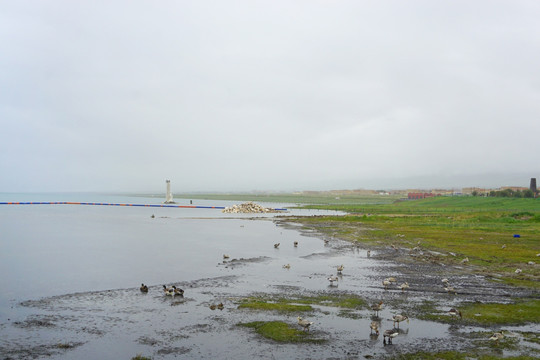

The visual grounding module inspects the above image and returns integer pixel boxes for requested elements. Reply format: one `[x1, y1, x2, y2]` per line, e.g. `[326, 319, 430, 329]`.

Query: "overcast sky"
[1, 1, 539, 193]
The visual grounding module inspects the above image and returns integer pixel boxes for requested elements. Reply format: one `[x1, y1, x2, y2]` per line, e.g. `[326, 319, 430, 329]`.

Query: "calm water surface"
[0, 193, 340, 319]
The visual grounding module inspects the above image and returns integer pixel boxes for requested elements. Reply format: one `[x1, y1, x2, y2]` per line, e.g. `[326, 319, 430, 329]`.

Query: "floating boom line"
[0, 201, 287, 211]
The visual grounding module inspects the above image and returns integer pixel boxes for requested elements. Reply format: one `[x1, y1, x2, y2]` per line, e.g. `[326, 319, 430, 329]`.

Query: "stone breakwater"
[222, 202, 283, 213]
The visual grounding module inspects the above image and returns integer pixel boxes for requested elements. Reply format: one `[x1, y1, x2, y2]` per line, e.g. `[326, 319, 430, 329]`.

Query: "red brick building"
[408, 192, 439, 200]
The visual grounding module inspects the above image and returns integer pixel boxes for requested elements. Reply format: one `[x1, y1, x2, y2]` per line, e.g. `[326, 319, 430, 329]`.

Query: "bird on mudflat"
[445, 286, 457, 294]
[399, 282, 409, 291]
[163, 285, 174, 296]
[297, 316, 313, 331]
[274, 243, 280, 248]
[448, 308, 462, 318]
[382, 279, 391, 290]
[172, 286, 184, 297]
[140, 283, 148, 293]
[337, 264, 344, 274]
[327, 275, 339, 286]
[489, 332, 504, 343]
[282, 264, 291, 269]
[294, 241, 298, 247]
[392, 314, 409, 328]
[370, 321, 379, 335]
[383, 329, 399, 344]
[371, 301, 383, 316]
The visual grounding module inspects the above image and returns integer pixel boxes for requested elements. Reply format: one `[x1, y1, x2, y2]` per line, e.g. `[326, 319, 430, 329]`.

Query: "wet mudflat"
[1, 206, 539, 359]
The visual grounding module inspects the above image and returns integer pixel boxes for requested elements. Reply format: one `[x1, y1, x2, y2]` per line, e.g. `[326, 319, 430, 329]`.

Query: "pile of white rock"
[222, 201, 282, 213]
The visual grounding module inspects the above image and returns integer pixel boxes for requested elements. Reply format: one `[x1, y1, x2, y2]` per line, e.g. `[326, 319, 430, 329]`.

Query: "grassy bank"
[290, 197, 540, 289]
[303, 196, 540, 213]
[415, 299, 540, 326]
[388, 352, 538, 360]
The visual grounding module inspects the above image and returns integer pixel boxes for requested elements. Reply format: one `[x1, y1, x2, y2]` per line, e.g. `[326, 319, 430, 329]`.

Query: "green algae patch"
[237, 293, 366, 313]
[498, 276, 540, 290]
[521, 331, 540, 345]
[415, 299, 540, 326]
[413, 300, 456, 323]
[389, 351, 537, 360]
[460, 300, 540, 325]
[468, 331, 521, 351]
[237, 321, 324, 343]
[238, 300, 312, 312]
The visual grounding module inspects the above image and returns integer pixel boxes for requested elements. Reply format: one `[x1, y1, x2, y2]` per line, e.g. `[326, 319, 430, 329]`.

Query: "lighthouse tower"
[164, 179, 175, 204]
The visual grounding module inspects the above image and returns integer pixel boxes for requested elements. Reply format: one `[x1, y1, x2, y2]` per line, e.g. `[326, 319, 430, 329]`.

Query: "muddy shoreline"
[1, 217, 538, 359]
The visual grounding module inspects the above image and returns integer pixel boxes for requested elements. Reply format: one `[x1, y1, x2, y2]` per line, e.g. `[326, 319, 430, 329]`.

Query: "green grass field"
[303, 196, 540, 213]
[170, 192, 401, 205]
[297, 197, 540, 289]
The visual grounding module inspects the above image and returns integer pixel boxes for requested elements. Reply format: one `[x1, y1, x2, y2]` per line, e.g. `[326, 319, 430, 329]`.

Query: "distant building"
[408, 192, 440, 200]
[500, 186, 529, 192]
[531, 178, 538, 193]
[462, 187, 489, 196]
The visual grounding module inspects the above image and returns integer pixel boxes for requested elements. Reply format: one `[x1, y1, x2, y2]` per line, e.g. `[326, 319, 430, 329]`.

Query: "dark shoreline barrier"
[0, 201, 288, 211]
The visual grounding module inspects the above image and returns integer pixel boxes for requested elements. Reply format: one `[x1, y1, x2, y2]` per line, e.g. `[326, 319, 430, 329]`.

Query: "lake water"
[0, 193, 341, 313]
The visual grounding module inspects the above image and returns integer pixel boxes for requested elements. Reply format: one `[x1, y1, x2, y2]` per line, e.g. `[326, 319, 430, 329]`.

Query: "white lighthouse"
[164, 179, 175, 204]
